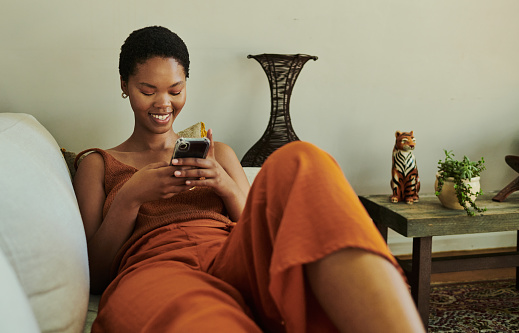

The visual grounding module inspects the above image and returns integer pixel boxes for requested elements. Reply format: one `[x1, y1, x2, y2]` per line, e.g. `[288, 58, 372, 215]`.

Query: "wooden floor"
[396, 247, 516, 284]
[431, 267, 515, 284]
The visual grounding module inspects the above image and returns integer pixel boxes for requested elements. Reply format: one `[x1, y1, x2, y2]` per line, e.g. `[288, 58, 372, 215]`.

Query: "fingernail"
[172, 159, 179, 164]
[174, 171, 181, 177]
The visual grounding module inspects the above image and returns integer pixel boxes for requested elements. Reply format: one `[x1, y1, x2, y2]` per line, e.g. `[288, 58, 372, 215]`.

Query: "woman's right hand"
[120, 162, 196, 206]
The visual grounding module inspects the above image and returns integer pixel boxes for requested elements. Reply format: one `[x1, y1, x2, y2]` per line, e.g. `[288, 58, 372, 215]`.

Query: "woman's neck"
[118, 129, 179, 152]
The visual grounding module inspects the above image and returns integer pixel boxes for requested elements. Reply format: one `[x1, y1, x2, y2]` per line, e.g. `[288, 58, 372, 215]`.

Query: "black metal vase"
[241, 53, 318, 167]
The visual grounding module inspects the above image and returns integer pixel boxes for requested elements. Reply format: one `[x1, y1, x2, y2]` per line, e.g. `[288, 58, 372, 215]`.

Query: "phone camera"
[179, 142, 189, 151]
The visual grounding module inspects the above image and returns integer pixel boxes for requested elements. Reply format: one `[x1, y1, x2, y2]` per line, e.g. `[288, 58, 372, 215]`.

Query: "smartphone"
[171, 137, 210, 164]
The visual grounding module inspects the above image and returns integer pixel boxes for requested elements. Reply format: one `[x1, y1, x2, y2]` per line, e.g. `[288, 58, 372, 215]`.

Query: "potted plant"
[435, 149, 486, 216]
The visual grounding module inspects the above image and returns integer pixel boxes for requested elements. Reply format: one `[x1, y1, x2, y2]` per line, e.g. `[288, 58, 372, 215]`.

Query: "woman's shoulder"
[73, 149, 106, 190]
[75, 147, 129, 167]
[76, 149, 106, 170]
[214, 141, 235, 154]
[214, 141, 240, 162]
[74, 148, 107, 170]
[214, 141, 242, 168]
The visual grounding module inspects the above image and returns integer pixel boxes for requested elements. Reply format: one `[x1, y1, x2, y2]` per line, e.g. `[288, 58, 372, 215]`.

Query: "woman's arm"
[73, 153, 139, 293]
[212, 141, 250, 221]
[74, 152, 194, 293]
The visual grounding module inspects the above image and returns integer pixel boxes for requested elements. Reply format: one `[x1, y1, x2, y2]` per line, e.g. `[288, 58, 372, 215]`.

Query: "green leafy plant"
[435, 149, 486, 216]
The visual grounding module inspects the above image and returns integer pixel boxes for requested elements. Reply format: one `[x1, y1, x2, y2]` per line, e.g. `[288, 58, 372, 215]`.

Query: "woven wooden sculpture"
[492, 155, 519, 202]
[241, 53, 317, 167]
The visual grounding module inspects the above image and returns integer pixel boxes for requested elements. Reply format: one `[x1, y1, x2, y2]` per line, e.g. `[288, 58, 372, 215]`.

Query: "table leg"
[377, 223, 388, 243]
[516, 231, 519, 290]
[410, 236, 432, 326]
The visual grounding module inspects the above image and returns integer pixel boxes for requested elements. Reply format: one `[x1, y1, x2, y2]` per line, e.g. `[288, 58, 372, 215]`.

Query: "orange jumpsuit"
[79, 141, 401, 333]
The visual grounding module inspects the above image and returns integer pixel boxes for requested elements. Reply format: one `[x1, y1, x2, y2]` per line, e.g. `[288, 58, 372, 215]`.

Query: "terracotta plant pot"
[434, 173, 481, 210]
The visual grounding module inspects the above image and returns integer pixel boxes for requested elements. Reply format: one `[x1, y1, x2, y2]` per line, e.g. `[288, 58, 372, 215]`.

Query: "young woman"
[73, 26, 424, 333]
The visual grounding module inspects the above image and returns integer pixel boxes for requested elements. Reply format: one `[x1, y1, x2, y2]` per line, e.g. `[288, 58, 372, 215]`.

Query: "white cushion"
[0, 248, 40, 333]
[243, 167, 261, 185]
[0, 113, 89, 333]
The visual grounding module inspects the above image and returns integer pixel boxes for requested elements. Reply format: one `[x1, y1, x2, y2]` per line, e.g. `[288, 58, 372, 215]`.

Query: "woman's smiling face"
[122, 56, 187, 134]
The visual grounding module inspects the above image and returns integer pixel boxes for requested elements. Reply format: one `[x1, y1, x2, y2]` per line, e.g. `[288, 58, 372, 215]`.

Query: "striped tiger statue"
[390, 131, 420, 204]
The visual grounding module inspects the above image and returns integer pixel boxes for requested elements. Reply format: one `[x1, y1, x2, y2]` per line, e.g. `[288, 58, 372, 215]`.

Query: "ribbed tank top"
[75, 148, 232, 276]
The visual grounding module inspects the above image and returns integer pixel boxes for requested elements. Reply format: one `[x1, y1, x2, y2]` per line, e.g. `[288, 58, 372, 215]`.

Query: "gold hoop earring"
[122, 92, 128, 99]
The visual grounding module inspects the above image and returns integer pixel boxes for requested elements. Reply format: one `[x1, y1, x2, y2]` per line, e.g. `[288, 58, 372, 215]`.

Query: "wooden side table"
[359, 192, 519, 325]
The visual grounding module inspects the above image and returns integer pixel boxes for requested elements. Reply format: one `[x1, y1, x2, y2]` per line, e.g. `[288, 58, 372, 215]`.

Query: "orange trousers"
[92, 141, 401, 333]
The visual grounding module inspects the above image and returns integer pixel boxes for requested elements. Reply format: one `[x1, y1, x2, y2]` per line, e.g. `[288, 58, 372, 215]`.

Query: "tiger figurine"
[390, 131, 420, 204]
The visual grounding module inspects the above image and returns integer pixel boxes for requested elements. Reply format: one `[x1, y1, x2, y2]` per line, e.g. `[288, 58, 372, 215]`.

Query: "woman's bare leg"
[306, 248, 425, 333]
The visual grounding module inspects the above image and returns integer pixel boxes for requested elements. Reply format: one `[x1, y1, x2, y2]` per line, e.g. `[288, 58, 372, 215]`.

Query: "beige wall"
[2, 0, 519, 253]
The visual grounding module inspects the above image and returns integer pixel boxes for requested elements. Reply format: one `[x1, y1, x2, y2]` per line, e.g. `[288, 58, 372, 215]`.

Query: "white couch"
[0, 113, 260, 333]
[0, 113, 91, 332]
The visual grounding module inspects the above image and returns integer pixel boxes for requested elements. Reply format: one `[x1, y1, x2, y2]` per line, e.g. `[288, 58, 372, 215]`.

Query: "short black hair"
[119, 26, 190, 82]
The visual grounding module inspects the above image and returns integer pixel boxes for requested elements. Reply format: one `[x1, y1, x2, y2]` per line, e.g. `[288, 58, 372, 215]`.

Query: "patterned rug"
[429, 279, 519, 332]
